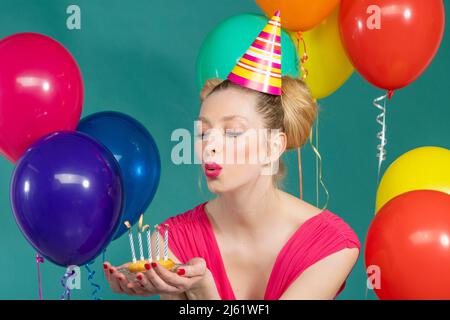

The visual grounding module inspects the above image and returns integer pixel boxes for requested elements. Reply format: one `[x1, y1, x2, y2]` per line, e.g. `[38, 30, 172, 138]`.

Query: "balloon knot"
[388, 90, 394, 100]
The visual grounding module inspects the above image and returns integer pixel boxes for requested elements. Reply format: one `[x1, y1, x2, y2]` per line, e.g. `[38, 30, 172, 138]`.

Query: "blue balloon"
[78, 111, 161, 239]
[10, 131, 124, 267]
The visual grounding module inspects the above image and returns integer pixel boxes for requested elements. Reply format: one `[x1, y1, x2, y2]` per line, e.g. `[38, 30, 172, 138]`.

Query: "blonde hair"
[200, 76, 318, 183]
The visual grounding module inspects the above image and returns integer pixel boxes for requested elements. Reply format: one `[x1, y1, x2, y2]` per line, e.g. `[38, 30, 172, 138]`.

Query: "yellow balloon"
[376, 146, 450, 213]
[290, 6, 354, 100]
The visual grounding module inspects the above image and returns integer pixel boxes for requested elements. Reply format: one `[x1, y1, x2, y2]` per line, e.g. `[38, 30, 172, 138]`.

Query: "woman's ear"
[261, 130, 287, 176]
[269, 131, 287, 162]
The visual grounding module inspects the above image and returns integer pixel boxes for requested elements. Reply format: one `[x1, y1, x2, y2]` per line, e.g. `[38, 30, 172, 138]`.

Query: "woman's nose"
[204, 141, 217, 158]
[203, 129, 223, 158]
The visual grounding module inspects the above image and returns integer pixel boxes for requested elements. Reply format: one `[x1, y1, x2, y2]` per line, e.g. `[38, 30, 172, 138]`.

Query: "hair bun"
[281, 76, 318, 150]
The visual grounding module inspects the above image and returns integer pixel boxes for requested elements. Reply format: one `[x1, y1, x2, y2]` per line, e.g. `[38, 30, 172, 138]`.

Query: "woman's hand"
[103, 257, 220, 299]
[103, 262, 154, 297]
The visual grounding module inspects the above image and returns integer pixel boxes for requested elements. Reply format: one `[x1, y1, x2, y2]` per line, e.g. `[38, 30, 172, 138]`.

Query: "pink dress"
[158, 201, 361, 300]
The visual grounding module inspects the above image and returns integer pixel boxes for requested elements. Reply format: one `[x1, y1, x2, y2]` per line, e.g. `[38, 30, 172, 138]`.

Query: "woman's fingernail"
[103, 263, 108, 270]
[144, 263, 151, 270]
[151, 262, 157, 268]
[137, 274, 143, 281]
[109, 268, 114, 274]
[177, 268, 185, 276]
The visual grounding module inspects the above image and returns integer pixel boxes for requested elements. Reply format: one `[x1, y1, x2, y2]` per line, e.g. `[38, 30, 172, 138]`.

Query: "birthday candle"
[142, 224, 152, 262]
[137, 215, 145, 261]
[163, 224, 169, 261]
[154, 224, 160, 261]
[124, 221, 137, 263]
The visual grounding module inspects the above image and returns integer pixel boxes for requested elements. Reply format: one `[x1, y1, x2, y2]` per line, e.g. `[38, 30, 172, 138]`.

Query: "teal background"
[0, 0, 448, 300]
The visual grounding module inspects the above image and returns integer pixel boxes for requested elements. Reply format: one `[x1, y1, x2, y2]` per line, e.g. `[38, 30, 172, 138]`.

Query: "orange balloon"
[365, 190, 450, 299]
[256, 0, 340, 31]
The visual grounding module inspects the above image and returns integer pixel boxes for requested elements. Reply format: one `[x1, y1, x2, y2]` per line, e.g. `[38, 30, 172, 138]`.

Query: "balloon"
[256, 0, 340, 31]
[10, 131, 123, 267]
[339, 0, 445, 91]
[290, 6, 354, 100]
[77, 111, 161, 239]
[365, 190, 450, 299]
[196, 13, 299, 91]
[376, 146, 450, 212]
[0, 32, 84, 163]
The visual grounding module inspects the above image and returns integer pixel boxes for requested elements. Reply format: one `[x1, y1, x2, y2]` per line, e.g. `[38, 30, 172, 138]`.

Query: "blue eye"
[196, 132, 209, 140]
[196, 130, 244, 140]
[225, 131, 244, 138]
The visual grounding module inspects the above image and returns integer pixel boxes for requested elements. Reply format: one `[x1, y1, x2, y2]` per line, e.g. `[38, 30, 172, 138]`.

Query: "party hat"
[227, 10, 282, 95]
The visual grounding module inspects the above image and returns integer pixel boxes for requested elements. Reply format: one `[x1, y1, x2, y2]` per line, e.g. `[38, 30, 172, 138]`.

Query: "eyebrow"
[197, 115, 249, 124]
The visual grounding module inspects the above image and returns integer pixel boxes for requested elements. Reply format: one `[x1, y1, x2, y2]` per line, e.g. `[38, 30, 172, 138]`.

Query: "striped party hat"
[227, 10, 282, 95]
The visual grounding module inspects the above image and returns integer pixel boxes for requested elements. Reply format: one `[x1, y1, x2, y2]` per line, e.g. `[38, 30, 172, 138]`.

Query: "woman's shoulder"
[317, 208, 361, 251]
[285, 194, 360, 250]
[160, 201, 208, 227]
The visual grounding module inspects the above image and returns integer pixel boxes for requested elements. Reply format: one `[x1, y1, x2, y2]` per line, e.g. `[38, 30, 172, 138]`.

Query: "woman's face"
[195, 88, 281, 194]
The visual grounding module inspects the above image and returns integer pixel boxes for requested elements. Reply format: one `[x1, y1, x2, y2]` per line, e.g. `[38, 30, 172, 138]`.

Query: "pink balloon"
[0, 32, 84, 163]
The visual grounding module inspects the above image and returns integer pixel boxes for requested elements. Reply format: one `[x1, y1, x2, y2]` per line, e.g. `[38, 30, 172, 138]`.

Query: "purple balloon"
[10, 131, 123, 267]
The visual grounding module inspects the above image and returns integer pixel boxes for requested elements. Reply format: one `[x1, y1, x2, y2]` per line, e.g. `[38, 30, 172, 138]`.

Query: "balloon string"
[373, 93, 388, 184]
[102, 248, 107, 264]
[85, 260, 102, 300]
[365, 93, 390, 300]
[365, 92, 391, 300]
[60, 269, 75, 300]
[36, 253, 44, 300]
[295, 31, 309, 80]
[297, 148, 303, 199]
[309, 114, 329, 211]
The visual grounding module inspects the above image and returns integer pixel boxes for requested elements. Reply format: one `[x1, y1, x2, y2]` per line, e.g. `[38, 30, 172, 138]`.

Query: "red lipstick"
[204, 162, 222, 178]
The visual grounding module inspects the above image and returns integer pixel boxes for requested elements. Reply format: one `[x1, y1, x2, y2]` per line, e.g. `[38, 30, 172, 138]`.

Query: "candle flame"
[124, 221, 132, 233]
[138, 214, 144, 232]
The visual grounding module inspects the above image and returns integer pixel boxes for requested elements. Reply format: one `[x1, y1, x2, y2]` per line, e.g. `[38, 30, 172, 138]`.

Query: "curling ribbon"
[36, 253, 44, 300]
[295, 31, 309, 81]
[373, 92, 389, 183]
[309, 113, 329, 211]
[294, 31, 308, 200]
[60, 269, 76, 300]
[85, 260, 102, 300]
[297, 148, 303, 200]
[364, 91, 392, 300]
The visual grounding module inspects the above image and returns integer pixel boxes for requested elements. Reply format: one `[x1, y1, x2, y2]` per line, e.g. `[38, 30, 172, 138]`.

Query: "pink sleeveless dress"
[158, 201, 361, 300]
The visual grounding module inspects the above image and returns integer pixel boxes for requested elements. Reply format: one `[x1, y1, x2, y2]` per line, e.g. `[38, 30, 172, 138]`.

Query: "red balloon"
[339, 0, 445, 91]
[365, 190, 450, 299]
[0, 33, 83, 163]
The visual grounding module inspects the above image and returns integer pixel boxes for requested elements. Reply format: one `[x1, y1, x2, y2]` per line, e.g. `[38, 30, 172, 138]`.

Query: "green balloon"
[195, 13, 300, 92]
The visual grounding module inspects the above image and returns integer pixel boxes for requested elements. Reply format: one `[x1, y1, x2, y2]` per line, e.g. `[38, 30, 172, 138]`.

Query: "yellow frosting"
[127, 260, 147, 273]
[157, 258, 176, 270]
[127, 258, 177, 273]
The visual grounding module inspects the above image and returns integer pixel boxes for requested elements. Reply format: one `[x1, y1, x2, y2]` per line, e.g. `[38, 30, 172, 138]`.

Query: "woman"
[104, 11, 360, 300]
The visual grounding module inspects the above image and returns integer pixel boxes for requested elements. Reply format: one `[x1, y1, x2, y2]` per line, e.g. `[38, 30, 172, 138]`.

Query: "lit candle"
[154, 224, 160, 261]
[137, 214, 145, 261]
[124, 221, 136, 263]
[142, 224, 152, 262]
[163, 224, 169, 261]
